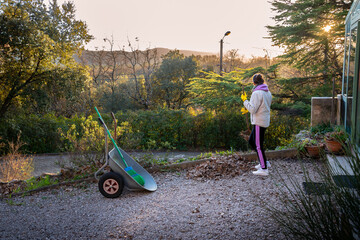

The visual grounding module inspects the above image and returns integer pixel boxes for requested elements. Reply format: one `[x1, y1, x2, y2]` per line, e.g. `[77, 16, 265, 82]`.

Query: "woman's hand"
[241, 92, 247, 102]
[241, 107, 249, 114]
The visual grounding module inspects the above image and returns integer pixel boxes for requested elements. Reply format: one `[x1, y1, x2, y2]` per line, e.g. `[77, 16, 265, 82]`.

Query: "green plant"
[275, 145, 291, 150]
[18, 175, 59, 192]
[172, 152, 212, 164]
[277, 126, 328, 153]
[324, 126, 348, 143]
[135, 153, 171, 168]
[187, 152, 213, 162]
[267, 144, 360, 239]
[72, 172, 91, 181]
[0, 0, 92, 120]
[296, 138, 321, 152]
[310, 123, 334, 136]
[174, 158, 187, 164]
[6, 199, 24, 206]
[215, 149, 234, 156]
[59, 115, 110, 169]
[159, 141, 176, 150]
[145, 139, 157, 150]
[265, 111, 309, 149]
[0, 113, 84, 154]
[0, 108, 309, 155]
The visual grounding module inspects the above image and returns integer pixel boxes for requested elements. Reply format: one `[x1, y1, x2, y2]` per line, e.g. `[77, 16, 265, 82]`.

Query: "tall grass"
[0, 135, 34, 182]
[268, 146, 360, 239]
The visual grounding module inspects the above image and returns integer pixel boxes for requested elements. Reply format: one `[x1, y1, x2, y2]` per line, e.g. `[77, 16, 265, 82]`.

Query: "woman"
[243, 73, 272, 176]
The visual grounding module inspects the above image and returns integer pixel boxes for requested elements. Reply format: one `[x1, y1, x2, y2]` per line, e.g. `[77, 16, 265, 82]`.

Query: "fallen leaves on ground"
[186, 153, 255, 180]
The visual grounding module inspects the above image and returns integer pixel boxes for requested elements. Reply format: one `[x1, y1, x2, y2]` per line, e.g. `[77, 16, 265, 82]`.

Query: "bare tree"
[196, 54, 219, 72]
[78, 36, 126, 112]
[103, 36, 124, 98]
[78, 48, 110, 85]
[224, 49, 246, 72]
[121, 38, 158, 109]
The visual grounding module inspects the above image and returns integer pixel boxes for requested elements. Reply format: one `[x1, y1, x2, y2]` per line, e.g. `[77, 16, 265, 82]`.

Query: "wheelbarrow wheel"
[99, 172, 124, 198]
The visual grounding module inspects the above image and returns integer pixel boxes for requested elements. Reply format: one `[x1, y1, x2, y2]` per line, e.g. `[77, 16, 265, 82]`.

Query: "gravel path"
[0, 158, 321, 240]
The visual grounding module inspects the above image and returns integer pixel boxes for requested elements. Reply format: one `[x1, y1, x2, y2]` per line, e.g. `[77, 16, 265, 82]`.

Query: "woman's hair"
[252, 73, 264, 85]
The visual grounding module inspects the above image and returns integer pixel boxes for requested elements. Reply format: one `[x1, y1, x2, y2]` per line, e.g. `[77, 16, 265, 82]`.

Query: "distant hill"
[75, 48, 216, 64]
[155, 48, 216, 57]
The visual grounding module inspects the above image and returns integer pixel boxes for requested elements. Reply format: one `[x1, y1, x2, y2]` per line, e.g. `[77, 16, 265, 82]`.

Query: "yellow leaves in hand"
[241, 92, 247, 102]
[240, 92, 248, 114]
[241, 107, 249, 115]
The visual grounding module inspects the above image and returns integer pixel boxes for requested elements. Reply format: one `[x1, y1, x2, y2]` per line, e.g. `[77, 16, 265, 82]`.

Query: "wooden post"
[111, 112, 117, 140]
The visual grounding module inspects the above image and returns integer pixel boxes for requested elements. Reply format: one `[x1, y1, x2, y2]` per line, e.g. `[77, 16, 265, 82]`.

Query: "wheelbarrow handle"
[95, 107, 128, 168]
[98, 117, 105, 125]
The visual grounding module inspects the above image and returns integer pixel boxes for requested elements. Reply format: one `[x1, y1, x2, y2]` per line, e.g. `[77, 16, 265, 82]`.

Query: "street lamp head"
[224, 31, 231, 37]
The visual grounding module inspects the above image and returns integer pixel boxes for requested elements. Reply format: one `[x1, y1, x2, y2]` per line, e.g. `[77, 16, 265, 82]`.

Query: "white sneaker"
[255, 161, 271, 170]
[252, 168, 269, 176]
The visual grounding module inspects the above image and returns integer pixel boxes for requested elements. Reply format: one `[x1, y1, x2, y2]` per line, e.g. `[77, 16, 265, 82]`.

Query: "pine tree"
[267, 0, 352, 95]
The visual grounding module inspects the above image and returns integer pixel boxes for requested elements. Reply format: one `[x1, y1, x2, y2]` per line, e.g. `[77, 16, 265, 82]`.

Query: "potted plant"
[297, 138, 324, 158]
[324, 126, 347, 154]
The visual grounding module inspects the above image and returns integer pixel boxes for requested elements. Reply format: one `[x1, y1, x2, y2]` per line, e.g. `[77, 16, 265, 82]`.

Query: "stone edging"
[1, 148, 298, 198]
[147, 148, 298, 172]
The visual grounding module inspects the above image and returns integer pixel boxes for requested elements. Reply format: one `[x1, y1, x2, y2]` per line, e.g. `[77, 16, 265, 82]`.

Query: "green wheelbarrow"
[94, 108, 157, 198]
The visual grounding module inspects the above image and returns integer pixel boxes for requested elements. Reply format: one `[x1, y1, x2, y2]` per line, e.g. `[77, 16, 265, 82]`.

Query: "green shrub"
[0, 113, 61, 154]
[310, 122, 334, 136]
[58, 115, 110, 169]
[115, 108, 249, 151]
[0, 113, 86, 154]
[265, 111, 310, 149]
[0, 109, 308, 154]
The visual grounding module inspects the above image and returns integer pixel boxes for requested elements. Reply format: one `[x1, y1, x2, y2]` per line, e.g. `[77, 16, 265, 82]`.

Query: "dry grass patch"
[0, 135, 33, 182]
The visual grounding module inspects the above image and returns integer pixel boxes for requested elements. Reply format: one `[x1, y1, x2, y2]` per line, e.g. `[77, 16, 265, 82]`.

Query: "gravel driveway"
[0, 158, 320, 240]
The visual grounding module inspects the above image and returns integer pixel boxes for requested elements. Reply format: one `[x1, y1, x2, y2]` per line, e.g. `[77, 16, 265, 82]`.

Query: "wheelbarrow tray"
[108, 147, 157, 192]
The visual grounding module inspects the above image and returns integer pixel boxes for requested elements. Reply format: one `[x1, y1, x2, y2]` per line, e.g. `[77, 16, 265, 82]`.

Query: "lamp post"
[219, 31, 231, 76]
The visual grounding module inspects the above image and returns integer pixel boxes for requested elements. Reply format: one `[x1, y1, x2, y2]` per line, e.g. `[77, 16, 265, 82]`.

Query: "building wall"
[311, 95, 342, 126]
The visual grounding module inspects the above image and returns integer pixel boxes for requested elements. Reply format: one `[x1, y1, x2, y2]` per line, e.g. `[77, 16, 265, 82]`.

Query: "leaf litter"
[186, 153, 255, 180]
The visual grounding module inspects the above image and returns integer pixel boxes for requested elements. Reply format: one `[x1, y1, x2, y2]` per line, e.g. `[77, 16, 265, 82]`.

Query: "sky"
[56, 0, 282, 58]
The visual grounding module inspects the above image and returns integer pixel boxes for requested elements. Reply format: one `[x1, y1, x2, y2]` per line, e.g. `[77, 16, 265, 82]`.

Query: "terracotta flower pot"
[325, 139, 343, 154]
[305, 145, 321, 158]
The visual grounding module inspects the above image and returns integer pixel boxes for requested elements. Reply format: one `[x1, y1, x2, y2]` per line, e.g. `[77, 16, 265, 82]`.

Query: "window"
[343, 27, 350, 97]
[345, 27, 357, 134]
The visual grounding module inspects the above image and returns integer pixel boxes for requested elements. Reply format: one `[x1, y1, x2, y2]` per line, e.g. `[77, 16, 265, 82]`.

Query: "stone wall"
[311, 95, 342, 126]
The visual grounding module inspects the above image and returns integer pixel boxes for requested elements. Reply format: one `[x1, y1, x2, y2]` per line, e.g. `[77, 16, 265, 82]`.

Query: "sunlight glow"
[323, 25, 332, 32]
